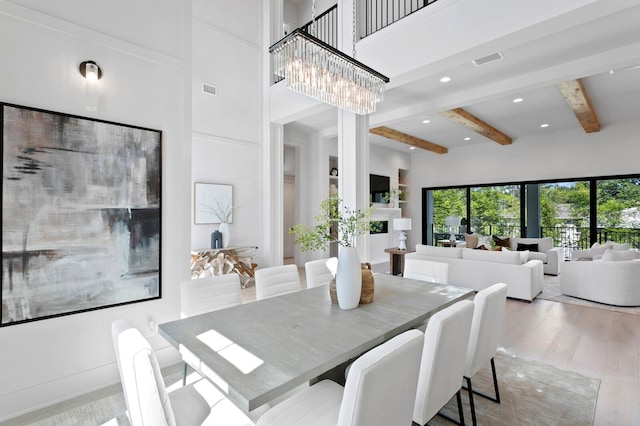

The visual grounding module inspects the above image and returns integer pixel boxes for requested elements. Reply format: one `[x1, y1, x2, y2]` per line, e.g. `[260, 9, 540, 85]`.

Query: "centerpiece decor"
[290, 195, 375, 309]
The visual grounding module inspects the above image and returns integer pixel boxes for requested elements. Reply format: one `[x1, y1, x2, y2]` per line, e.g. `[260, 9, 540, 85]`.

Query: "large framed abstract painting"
[1, 103, 162, 326]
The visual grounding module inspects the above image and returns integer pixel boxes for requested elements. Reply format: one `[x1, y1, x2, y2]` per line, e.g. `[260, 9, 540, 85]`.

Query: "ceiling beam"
[441, 108, 512, 145]
[557, 79, 601, 133]
[369, 126, 448, 154]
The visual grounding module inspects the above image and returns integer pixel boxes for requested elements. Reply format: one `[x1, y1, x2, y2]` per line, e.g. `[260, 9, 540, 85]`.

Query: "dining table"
[158, 273, 474, 413]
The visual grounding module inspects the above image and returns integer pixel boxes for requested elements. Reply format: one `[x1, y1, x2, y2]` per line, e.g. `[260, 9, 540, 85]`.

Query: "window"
[424, 174, 639, 251]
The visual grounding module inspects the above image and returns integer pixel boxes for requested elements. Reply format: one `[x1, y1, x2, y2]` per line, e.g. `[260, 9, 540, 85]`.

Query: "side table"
[384, 247, 415, 276]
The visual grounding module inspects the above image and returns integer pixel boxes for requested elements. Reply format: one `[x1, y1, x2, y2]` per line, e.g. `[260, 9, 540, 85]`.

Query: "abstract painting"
[1, 103, 162, 326]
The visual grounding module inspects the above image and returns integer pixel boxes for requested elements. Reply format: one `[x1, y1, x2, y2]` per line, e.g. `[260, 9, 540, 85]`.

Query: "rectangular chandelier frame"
[269, 29, 390, 115]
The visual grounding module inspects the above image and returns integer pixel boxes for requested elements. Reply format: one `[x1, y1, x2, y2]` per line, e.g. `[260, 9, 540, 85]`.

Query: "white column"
[337, 0, 370, 262]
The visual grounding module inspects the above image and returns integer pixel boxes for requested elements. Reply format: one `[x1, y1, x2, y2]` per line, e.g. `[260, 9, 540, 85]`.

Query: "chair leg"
[182, 362, 188, 386]
[464, 358, 501, 403]
[466, 377, 477, 426]
[456, 390, 465, 426]
[490, 357, 501, 403]
[435, 391, 466, 426]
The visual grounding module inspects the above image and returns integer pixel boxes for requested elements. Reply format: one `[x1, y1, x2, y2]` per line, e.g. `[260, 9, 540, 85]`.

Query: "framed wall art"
[194, 183, 234, 224]
[1, 103, 162, 326]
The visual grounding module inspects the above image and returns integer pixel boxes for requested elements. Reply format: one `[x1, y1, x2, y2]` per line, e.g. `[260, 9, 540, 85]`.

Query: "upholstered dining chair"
[254, 264, 301, 300]
[180, 274, 243, 384]
[403, 258, 449, 284]
[464, 282, 508, 426]
[304, 257, 338, 288]
[413, 300, 474, 426]
[111, 319, 252, 426]
[180, 273, 243, 318]
[257, 329, 424, 426]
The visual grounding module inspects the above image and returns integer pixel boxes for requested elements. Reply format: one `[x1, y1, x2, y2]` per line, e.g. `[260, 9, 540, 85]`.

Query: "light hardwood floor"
[5, 267, 639, 425]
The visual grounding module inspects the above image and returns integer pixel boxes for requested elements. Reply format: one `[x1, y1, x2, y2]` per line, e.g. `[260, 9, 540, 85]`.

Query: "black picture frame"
[1, 103, 162, 326]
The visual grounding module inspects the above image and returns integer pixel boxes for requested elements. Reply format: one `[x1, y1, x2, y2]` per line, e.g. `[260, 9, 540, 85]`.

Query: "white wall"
[190, 1, 263, 261]
[0, 0, 191, 420]
[406, 119, 640, 245]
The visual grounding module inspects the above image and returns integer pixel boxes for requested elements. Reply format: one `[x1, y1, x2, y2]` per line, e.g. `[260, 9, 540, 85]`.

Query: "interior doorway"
[283, 144, 296, 263]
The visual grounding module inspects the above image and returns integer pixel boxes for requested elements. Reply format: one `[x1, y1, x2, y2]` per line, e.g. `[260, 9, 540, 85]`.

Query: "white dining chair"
[111, 319, 253, 426]
[413, 300, 474, 426]
[180, 274, 243, 384]
[254, 264, 301, 300]
[257, 329, 424, 426]
[304, 257, 338, 288]
[464, 282, 508, 426]
[403, 258, 449, 284]
[181, 274, 243, 318]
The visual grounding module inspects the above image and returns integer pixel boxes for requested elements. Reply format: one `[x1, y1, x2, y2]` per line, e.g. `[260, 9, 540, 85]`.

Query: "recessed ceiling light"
[440, 76, 451, 83]
[540, 123, 549, 128]
[464, 137, 471, 141]
[409, 146, 416, 150]
[422, 119, 431, 124]
[512, 98, 524, 103]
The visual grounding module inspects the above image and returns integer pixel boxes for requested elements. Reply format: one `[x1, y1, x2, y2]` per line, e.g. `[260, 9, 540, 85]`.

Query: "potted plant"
[290, 194, 375, 309]
[383, 187, 408, 207]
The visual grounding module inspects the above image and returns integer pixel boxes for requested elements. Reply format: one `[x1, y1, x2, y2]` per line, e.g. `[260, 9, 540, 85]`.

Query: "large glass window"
[470, 185, 520, 237]
[540, 181, 590, 255]
[425, 174, 639, 251]
[432, 188, 466, 242]
[596, 178, 640, 248]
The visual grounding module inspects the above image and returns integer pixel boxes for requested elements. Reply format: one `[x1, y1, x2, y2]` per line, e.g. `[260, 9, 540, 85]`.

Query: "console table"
[190, 246, 258, 287]
[384, 247, 415, 276]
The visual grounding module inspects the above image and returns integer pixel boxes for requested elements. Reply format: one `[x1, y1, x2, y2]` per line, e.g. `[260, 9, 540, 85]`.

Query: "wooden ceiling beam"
[440, 108, 512, 145]
[557, 79, 601, 133]
[369, 126, 448, 154]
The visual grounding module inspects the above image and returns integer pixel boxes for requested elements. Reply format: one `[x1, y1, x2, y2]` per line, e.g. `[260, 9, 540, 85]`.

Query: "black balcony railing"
[300, 5, 339, 49]
[363, 0, 440, 37]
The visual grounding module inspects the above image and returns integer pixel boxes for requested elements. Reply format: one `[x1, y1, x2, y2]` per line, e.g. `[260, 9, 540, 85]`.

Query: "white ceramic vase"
[219, 222, 230, 247]
[336, 246, 362, 309]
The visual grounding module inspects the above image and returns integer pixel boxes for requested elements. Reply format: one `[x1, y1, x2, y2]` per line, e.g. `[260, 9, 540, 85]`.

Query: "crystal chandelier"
[269, 5, 389, 115]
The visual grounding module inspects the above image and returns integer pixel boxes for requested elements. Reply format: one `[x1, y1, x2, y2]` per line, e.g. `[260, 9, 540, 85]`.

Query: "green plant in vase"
[290, 194, 377, 309]
[289, 194, 375, 251]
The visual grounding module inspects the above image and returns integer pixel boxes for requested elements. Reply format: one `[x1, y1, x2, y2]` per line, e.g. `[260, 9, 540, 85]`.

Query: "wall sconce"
[79, 60, 102, 111]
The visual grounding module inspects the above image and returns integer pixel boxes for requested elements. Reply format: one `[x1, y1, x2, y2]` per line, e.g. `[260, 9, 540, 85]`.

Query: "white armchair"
[510, 237, 563, 275]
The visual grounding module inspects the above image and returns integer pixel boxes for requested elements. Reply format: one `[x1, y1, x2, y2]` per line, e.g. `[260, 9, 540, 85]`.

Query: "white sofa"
[508, 237, 563, 276]
[561, 256, 640, 306]
[570, 241, 631, 261]
[405, 245, 544, 301]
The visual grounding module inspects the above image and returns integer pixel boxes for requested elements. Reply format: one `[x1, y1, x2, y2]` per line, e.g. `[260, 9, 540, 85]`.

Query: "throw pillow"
[464, 233, 477, 249]
[517, 242, 538, 252]
[477, 235, 492, 249]
[606, 241, 631, 251]
[493, 235, 511, 248]
[601, 249, 637, 261]
[588, 242, 607, 259]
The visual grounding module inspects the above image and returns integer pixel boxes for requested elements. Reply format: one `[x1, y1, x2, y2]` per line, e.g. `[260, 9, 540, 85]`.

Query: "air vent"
[202, 83, 218, 96]
[472, 52, 504, 67]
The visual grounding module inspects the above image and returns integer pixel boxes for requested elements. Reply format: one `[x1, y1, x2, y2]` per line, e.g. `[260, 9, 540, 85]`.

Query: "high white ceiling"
[284, 2, 640, 154]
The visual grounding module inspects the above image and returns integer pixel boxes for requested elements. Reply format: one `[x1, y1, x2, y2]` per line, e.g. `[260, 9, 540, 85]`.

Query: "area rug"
[433, 349, 600, 426]
[537, 275, 640, 316]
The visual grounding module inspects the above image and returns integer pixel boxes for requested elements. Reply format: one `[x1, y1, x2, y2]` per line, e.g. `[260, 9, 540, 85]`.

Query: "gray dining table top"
[158, 273, 474, 412]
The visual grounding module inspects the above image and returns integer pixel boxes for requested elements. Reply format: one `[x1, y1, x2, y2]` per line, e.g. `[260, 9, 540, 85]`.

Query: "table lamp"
[393, 217, 412, 250]
[444, 216, 461, 242]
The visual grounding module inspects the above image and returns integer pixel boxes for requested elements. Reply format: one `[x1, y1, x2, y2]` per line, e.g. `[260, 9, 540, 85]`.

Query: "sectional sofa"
[405, 244, 544, 301]
[561, 254, 640, 306]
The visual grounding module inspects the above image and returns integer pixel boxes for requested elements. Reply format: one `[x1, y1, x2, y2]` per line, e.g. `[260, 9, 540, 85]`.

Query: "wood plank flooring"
[501, 298, 640, 425]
